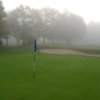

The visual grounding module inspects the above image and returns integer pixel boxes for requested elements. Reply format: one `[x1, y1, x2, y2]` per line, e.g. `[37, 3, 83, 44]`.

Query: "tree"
[7, 5, 42, 46]
[7, 6, 32, 45]
[0, 1, 7, 47]
[7, 6, 86, 47]
[65, 13, 86, 46]
[39, 8, 86, 46]
[53, 13, 87, 47]
[39, 8, 60, 44]
[84, 22, 100, 45]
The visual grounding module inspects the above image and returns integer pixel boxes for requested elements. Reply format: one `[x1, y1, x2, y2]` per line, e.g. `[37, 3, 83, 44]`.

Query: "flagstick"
[33, 52, 36, 78]
[33, 39, 37, 79]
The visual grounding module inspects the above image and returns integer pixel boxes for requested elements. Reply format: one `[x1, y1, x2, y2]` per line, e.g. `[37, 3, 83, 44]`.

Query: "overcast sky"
[3, 0, 100, 24]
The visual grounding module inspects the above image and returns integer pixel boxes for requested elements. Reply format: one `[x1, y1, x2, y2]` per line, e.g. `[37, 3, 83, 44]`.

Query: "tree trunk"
[0, 38, 3, 48]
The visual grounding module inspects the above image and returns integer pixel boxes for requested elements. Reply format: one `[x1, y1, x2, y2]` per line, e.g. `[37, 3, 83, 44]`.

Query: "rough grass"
[0, 50, 100, 100]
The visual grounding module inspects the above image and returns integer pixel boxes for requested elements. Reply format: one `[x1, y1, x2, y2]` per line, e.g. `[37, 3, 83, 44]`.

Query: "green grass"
[0, 50, 100, 100]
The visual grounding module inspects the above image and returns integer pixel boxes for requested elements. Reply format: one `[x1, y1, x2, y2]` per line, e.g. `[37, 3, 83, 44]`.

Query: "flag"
[33, 32, 37, 52]
[33, 32, 37, 78]
[34, 39, 37, 52]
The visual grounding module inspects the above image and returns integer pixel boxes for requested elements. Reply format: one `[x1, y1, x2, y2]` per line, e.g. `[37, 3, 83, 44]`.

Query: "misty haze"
[0, 0, 100, 100]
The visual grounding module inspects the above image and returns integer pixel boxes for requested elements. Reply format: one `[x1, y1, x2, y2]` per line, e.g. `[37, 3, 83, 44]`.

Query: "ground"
[0, 48, 100, 100]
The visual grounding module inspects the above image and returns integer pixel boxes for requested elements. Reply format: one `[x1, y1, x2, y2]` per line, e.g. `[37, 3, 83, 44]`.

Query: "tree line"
[0, 1, 91, 48]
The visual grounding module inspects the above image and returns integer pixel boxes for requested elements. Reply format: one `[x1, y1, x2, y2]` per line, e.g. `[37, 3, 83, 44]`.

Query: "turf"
[0, 51, 100, 100]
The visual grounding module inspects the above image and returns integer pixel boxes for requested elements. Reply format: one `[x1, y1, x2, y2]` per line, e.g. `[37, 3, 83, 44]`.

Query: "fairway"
[0, 52, 100, 100]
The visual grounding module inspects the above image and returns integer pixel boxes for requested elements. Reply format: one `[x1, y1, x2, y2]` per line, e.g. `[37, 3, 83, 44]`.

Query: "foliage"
[0, 1, 7, 47]
[7, 6, 86, 46]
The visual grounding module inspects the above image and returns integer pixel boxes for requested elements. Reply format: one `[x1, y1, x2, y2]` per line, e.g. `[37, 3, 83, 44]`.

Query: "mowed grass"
[0, 50, 100, 100]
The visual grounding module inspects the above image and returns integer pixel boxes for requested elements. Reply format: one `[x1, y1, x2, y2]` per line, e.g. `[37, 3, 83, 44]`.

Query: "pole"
[33, 39, 37, 78]
[33, 52, 36, 78]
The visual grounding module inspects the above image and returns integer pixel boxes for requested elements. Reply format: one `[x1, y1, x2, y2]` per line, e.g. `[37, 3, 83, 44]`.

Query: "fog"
[78, 22, 100, 48]
[1, 1, 100, 100]
[1, 1, 100, 49]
